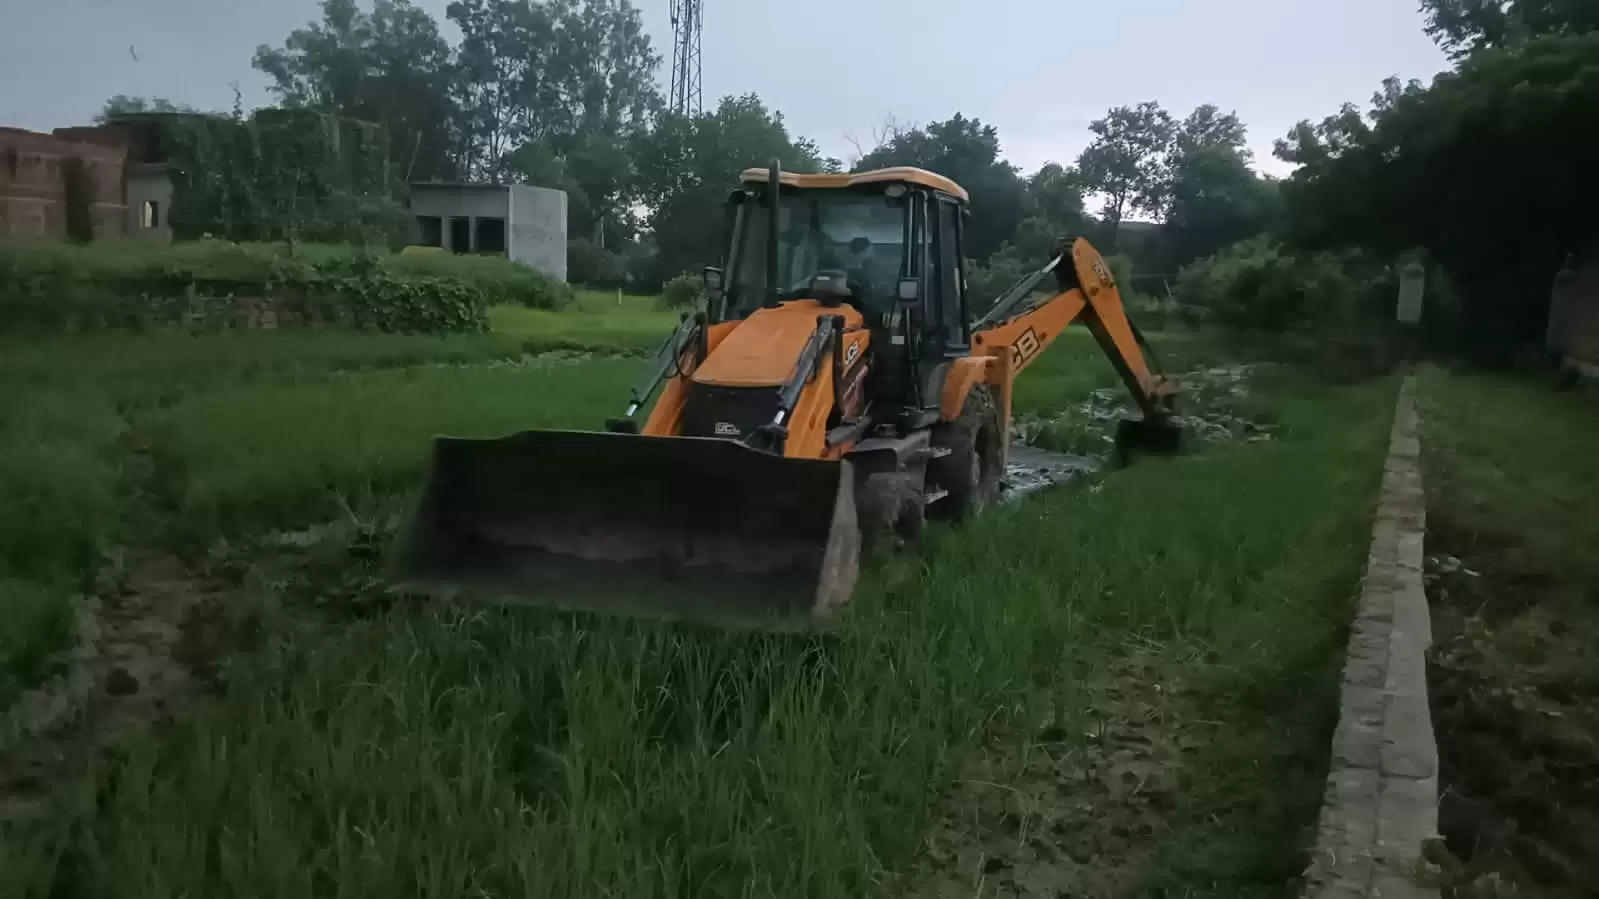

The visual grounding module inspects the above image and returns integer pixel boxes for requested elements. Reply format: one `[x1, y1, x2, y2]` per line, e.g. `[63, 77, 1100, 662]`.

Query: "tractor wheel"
[859, 471, 926, 553]
[929, 384, 1003, 521]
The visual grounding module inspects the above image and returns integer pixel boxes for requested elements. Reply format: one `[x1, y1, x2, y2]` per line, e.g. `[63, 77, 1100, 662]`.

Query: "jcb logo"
[1091, 258, 1113, 286]
[1011, 328, 1042, 367]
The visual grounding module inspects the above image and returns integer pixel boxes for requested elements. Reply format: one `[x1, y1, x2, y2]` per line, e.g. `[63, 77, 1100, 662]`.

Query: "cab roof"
[739, 166, 969, 203]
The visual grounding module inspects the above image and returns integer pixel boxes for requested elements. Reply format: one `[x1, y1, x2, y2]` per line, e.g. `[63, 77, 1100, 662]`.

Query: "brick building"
[0, 127, 129, 240]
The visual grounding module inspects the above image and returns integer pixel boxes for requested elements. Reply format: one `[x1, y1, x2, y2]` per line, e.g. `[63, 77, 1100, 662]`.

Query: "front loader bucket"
[390, 430, 860, 627]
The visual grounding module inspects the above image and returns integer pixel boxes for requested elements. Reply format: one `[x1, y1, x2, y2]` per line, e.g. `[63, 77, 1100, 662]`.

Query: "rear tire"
[929, 384, 1003, 521]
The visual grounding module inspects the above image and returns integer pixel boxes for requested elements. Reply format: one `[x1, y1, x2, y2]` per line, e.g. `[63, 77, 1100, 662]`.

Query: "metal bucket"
[390, 430, 860, 627]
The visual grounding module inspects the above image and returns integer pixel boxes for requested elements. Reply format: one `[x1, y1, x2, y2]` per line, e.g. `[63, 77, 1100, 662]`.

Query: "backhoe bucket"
[390, 430, 860, 627]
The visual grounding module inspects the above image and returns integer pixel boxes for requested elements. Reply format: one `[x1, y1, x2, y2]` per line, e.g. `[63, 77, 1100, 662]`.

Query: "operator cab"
[708, 166, 973, 415]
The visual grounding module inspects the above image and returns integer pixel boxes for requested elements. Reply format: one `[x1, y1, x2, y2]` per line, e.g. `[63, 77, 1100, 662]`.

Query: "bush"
[1173, 237, 1395, 333]
[0, 240, 571, 334]
[567, 239, 630, 288]
[967, 254, 1032, 318]
[384, 250, 569, 309]
[661, 272, 704, 309]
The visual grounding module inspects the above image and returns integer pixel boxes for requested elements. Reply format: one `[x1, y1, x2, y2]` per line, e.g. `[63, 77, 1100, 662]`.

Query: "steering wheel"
[802, 269, 869, 310]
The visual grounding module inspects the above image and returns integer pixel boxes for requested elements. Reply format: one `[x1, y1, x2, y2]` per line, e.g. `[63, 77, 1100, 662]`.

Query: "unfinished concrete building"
[409, 182, 568, 282]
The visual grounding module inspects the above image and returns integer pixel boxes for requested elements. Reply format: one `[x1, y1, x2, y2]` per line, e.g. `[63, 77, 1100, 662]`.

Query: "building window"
[141, 200, 160, 229]
[474, 216, 507, 254]
[416, 215, 443, 247]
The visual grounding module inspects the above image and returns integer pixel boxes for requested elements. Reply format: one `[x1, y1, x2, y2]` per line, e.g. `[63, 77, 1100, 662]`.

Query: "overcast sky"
[1, 0, 1449, 176]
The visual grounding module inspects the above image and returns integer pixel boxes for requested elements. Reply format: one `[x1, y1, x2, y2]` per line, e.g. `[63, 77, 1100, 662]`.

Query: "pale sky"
[0, 0, 1449, 177]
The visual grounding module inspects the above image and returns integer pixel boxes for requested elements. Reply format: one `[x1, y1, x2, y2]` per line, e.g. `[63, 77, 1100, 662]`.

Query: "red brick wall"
[0, 127, 127, 239]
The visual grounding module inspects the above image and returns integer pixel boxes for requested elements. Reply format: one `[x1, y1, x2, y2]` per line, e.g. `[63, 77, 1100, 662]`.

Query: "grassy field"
[0, 303, 1398, 897]
[1418, 367, 1599, 896]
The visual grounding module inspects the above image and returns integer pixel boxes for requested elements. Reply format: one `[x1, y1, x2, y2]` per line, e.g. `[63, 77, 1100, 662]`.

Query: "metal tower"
[668, 0, 703, 117]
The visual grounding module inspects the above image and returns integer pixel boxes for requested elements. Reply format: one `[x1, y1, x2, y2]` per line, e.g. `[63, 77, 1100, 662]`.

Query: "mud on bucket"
[390, 429, 861, 627]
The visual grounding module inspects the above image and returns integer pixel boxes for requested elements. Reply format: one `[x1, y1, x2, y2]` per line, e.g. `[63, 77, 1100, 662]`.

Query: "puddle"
[1002, 444, 1100, 502]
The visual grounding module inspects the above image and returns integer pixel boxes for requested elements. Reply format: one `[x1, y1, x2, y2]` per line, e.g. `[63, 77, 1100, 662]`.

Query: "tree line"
[106, 0, 1276, 289]
[107, 0, 1599, 358]
[1266, 0, 1599, 356]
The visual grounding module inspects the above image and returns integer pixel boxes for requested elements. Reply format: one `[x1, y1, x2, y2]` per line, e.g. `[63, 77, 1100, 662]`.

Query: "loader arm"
[947, 238, 1178, 451]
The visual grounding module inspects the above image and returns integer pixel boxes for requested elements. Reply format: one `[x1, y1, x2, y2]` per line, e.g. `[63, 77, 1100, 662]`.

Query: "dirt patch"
[0, 555, 226, 822]
[1426, 546, 1599, 894]
[901, 648, 1209, 898]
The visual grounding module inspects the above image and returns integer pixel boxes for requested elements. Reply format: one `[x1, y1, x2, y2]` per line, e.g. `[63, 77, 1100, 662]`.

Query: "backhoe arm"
[955, 238, 1178, 450]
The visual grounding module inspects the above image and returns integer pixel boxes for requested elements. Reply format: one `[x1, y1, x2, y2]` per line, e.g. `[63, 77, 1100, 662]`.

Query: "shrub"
[382, 250, 569, 309]
[1173, 237, 1395, 333]
[567, 238, 629, 288]
[967, 254, 1032, 318]
[661, 272, 704, 309]
[0, 240, 571, 334]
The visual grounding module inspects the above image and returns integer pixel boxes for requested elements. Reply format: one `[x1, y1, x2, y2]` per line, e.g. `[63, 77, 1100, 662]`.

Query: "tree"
[254, 0, 458, 179]
[446, 0, 557, 178]
[632, 94, 828, 286]
[1160, 105, 1278, 267]
[546, 0, 660, 137]
[1421, 0, 1599, 59]
[1277, 32, 1599, 356]
[855, 114, 1027, 260]
[1075, 102, 1175, 247]
[96, 96, 196, 123]
[1025, 163, 1087, 231]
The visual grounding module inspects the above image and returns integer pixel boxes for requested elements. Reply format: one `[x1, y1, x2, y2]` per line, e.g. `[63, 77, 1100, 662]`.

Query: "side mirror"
[703, 266, 724, 300]
[897, 278, 920, 305]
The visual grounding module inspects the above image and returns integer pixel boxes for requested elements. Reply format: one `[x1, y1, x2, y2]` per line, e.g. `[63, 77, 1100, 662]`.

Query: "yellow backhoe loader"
[392, 163, 1181, 625]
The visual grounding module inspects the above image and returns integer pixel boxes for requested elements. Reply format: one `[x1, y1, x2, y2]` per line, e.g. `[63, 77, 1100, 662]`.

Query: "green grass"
[0, 296, 677, 698]
[152, 358, 637, 536]
[0, 383, 126, 696]
[4, 359, 1396, 898]
[0, 307, 1398, 896]
[490, 290, 680, 352]
[1418, 367, 1599, 894]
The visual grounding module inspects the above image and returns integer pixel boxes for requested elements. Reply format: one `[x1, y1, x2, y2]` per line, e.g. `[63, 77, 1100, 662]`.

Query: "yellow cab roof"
[739, 166, 969, 202]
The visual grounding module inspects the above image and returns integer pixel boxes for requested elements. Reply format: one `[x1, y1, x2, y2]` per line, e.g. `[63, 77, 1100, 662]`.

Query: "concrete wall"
[0, 127, 126, 239]
[508, 184, 566, 282]
[1547, 245, 1599, 371]
[1303, 377, 1439, 899]
[124, 165, 173, 242]
[408, 182, 567, 282]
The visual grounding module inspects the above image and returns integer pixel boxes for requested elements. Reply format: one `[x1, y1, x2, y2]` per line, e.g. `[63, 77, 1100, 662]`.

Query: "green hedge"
[0, 240, 570, 334]
[1173, 237, 1396, 332]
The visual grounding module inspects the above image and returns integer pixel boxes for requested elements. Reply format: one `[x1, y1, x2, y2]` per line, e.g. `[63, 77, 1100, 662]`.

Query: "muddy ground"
[1426, 539, 1599, 896]
[901, 646, 1209, 898]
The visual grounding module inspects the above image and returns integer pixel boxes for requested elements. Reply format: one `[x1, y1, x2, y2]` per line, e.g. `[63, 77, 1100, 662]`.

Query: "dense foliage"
[0, 241, 567, 334]
[1172, 238, 1395, 332]
[127, 109, 410, 245]
[1275, 32, 1599, 355]
[1421, 0, 1599, 58]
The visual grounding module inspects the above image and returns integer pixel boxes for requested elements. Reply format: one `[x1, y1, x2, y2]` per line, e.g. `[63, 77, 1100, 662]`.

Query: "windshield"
[728, 189, 908, 315]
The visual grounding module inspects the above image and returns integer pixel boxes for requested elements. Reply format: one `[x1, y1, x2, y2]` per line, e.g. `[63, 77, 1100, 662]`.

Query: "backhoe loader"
[393, 163, 1181, 625]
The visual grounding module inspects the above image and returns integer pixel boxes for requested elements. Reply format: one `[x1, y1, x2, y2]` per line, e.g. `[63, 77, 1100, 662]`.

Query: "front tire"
[929, 384, 1003, 521]
[859, 471, 926, 553]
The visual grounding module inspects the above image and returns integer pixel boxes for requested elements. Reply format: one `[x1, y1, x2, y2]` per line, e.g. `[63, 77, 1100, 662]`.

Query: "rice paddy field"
[0, 291, 1401, 898]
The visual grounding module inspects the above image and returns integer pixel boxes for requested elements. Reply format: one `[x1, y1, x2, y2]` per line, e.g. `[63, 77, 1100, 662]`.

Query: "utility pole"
[668, 0, 703, 117]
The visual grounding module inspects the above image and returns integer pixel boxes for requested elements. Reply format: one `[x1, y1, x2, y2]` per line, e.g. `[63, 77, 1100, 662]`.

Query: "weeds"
[1419, 367, 1599, 895]
[0, 310, 1399, 897]
[12, 368, 1395, 897]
